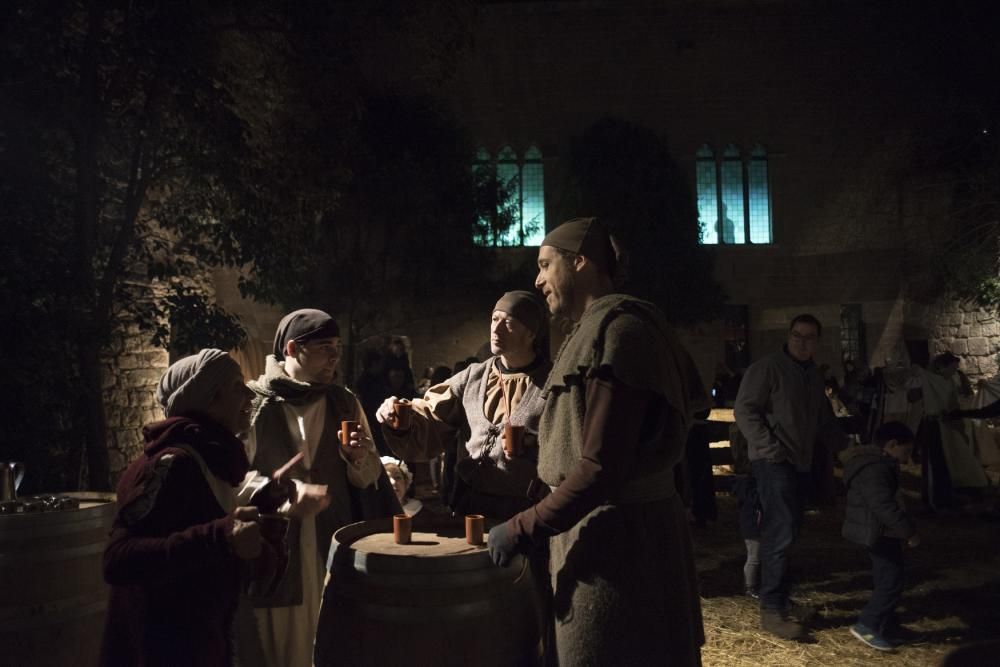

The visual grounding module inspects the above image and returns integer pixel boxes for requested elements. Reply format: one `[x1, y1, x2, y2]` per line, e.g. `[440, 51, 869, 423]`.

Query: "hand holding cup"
[229, 506, 263, 560]
[339, 420, 367, 463]
[390, 400, 412, 431]
[376, 396, 399, 425]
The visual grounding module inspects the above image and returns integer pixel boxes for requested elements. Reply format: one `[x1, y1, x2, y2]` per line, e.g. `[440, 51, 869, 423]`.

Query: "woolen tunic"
[507, 294, 704, 666]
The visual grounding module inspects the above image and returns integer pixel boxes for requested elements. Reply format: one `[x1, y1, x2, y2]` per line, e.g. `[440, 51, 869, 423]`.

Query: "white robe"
[252, 398, 326, 667]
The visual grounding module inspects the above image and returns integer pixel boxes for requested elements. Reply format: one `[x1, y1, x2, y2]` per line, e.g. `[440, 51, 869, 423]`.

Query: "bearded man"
[488, 218, 705, 666]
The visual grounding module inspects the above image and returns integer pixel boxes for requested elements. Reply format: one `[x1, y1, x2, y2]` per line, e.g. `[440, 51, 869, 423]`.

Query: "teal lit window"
[696, 145, 718, 244]
[696, 143, 772, 245]
[748, 145, 772, 243]
[840, 304, 866, 364]
[474, 145, 546, 246]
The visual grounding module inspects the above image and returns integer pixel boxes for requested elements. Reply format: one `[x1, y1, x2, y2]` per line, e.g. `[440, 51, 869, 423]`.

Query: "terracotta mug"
[465, 514, 485, 546]
[393, 514, 412, 544]
[503, 424, 525, 458]
[340, 420, 360, 447]
[391, 400, 412, 430]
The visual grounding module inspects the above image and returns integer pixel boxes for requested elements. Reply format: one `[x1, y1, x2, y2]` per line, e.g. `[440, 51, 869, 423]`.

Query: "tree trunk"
[78, 341, 112, 491]
[72, 2, 111, 491]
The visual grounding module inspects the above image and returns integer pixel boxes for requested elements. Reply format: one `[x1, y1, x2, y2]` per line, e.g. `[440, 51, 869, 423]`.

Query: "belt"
[547, 467, 677, 505]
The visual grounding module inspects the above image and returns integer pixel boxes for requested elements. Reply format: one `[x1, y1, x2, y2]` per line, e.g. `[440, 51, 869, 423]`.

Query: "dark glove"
[487, 522, 525, 567]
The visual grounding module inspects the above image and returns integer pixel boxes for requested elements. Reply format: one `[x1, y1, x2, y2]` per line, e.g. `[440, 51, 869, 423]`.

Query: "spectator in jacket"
[841, 421, 919, 652]
[734, 313, 845, 640]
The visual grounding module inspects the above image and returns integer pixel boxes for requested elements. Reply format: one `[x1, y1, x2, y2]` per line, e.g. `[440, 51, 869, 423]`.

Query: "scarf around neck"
[248, 354, 333, 412]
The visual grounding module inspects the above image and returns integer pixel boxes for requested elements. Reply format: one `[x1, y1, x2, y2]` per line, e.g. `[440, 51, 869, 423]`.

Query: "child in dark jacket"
[840, 421, 919, 652]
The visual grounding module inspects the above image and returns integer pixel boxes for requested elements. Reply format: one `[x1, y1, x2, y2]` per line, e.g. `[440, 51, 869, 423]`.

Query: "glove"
[487, 522, 525, 567]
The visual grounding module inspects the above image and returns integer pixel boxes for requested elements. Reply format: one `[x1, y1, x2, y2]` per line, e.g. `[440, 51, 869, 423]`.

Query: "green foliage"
[239, 93, 505, 341]
[472, 160, 523, 247]
[562, 117, 726, 323]
[133, 283, 247, 358]
[0, 1, 490, 487]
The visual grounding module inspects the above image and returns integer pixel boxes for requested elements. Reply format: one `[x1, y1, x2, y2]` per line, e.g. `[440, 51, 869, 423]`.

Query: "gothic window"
[474, 145, 546, 247]
[840, 304, 866, 364]
[696, 143, 772, 244]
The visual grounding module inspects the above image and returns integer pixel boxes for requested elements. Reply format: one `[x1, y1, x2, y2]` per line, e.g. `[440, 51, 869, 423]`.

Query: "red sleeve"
[103, 455, 236, 586]
[507, 371, 650, 541]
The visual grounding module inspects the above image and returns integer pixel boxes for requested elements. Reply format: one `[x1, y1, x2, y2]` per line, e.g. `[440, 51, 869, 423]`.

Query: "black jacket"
[840, 445, 916, 547]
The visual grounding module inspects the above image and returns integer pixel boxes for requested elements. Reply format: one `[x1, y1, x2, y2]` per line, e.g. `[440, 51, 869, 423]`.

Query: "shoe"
[850, 623, 894, 652]
[745, 587, 760, 600]
[761, 609, 804, 640]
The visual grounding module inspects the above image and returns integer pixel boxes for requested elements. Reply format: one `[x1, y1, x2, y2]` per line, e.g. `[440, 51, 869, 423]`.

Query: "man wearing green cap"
[488, 218, 705, 665]
[376, 290, 552, 521]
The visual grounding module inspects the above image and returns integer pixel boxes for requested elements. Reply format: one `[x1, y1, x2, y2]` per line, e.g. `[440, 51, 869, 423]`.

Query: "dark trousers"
[917, 417, 953, 511]
[685, 424, 717, 522]
[859, 537, 904, 634]
[751, 460, 808, 611]
[809, 438, 836, 508]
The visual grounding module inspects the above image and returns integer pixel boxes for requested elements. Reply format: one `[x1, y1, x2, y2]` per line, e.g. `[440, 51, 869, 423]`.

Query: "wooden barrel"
[314, 516, 544, 666]
[0, 492, 116, 667]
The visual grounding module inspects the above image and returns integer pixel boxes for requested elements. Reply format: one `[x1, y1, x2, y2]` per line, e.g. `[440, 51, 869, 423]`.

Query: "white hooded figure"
[381, 456, 422, 517]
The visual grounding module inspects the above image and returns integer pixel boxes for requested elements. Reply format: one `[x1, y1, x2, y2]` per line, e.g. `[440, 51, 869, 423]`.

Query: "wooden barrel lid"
[351, 529, 487, 558]
[330, 516, 501, 573]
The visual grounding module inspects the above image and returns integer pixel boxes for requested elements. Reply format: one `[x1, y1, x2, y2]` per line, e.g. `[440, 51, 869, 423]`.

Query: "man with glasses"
[735, 314, 844, 640]
[243, 308, 398, 666]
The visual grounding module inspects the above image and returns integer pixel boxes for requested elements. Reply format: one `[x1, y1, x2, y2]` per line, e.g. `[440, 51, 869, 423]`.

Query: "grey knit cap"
[156, 348, 241, 418]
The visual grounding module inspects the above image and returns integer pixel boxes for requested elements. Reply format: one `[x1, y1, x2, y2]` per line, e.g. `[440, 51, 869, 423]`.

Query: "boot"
[785, 599, 818, 623]
[761, 608, 804, 640]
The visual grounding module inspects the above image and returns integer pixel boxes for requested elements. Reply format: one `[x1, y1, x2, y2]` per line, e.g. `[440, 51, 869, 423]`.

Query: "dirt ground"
[693, 468, 1000, 666]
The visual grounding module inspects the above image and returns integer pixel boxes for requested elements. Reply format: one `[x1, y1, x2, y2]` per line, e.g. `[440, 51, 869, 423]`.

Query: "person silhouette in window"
[718, 202, 736, 244]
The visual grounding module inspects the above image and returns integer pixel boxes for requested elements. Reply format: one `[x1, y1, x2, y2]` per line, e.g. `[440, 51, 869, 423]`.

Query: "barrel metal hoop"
[0, 595, 108, 630]
[0, 540, 105, 564]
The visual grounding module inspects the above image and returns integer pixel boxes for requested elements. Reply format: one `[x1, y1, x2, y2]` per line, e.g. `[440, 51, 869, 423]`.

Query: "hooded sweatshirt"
[840, 445, 916, 548]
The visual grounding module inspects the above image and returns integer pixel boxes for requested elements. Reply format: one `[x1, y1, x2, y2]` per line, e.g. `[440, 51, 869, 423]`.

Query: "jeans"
[751, 460, 808, 610]
[744, 538, 761, 589]
[859, 537, 904, 634]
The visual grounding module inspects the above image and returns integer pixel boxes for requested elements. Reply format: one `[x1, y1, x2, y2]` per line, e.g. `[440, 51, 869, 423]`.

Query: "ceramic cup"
[465, 514, 485, 546]
[393, 514, 412, 544]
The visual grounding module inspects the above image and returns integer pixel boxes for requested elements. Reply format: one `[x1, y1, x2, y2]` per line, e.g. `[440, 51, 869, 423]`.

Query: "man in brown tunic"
[376, 290, 551, 520]
[488, 218, 705, 666]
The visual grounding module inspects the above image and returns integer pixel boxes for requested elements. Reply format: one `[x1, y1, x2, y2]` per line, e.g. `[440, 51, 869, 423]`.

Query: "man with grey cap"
[244, 308, 399, 667]
[487, 218, 705, 666]
[101, 349, 264, 666]
[376, 290, 552, 521]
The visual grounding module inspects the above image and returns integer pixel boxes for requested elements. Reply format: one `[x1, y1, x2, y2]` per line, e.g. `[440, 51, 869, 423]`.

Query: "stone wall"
[908, 299, 1000, 383]
[101, 320, 170, 479]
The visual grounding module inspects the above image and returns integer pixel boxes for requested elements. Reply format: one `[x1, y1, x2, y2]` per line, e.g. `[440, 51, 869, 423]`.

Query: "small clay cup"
[465, 514, 485, 546]
[340, 420, 360, 448]
[391, 400, 412, 430]
[503, 423, 525, 458]
[393, 514, 412, 544]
